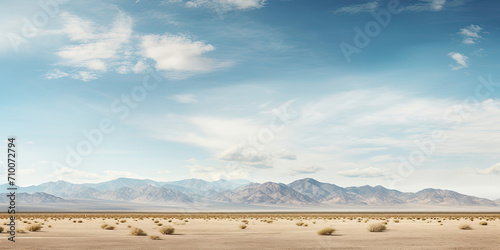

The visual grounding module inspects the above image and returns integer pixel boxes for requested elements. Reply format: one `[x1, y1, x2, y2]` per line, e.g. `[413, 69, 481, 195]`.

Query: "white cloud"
[185, 0, 267, 12]
[215, 144, 274, 168]
[45, 69, 98, 82]
[186, 164, 249, 181]
[275, 149, 297, 160]
[333, 1, 378, 14]
[157, 170, 171, 174]
[50, 167, 102, 180]
[170, 94, 199, 103]
[458, 24, 482, 44]
[290, 166, 323, 175]
[448, 52, 469, 70]
[338, 167, 387, 178]
[140, 33, 230, 78]
[402, 0, 466, 12]
[475, 163, 500, 175]
[55, 11, 133, 73]
[19, 168, 37, 176]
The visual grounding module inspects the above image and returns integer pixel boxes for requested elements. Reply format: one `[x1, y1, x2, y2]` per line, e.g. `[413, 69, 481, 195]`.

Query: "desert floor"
[0, 213, 499, 249]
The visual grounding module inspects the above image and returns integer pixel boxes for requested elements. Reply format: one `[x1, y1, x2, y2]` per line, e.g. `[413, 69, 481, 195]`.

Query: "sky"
[0, 0, 499, 199]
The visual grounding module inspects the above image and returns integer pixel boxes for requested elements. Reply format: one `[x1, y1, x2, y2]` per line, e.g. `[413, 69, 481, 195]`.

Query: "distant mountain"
[401, 188, 497, 207]
[288, 178, 365, 205]
[163, 178, 249, 196]
[6, 178, 498, 209]
[214, 182, 318, 205]
[93, 185, 193, 203]
[0, 192, 66, 203]
[84, 178, 161, 191]
[22, 180, 98, 197]
[344, 185, 406, 205]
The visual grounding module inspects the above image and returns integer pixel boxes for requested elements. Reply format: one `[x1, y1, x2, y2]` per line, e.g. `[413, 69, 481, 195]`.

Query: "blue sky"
[1, 0, 500, 199]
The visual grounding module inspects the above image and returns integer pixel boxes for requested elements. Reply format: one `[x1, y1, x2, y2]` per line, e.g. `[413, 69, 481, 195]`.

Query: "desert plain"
[0, 213, 499, 249]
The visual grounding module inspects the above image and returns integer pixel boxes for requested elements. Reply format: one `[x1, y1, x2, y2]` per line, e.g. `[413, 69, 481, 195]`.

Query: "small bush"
[241, 220, 249, 224]
[479, 221, 488, 226]
[150, 235, 161, 240]
[131, 227, 148, 236]
[368, 223, 386, 232]
[459, 224, 473, 230]
[239, 224, 247, 229]
[26, 224, 43, 232]
[393, 219, 399, 223]
[159, 226, 175, 235]
[101, 224, 109, 229]
[0, 226, 3, 233]
[317, 227, 336, 235]
[16, 229, 26, 233]
[120, 220, 127, 223]
[296, 222, 304, 226]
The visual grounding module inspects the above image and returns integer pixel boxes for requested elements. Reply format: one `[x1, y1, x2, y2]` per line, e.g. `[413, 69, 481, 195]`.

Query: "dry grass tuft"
[239, 224, 247, 229]
[131, 227, 148, 236]
[149, 235, 161, 240]
[159, 226, 175, 235]
[479, 221, 488, 226]
[317, 227, 336, 235]
[0, 226, 3, 233]
[368, 223, 386, 232]
[26, 224, 43, 232]
[296, 222, 304, 226]
[459, 224, 473, 230]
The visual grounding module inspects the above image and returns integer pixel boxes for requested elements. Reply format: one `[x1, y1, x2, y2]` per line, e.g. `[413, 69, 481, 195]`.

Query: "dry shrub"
[131, 227, 148, 236]
[0, 226, 3, 233]
[241, 220, 249, 224]
[296, 222, 304, 226]
[16, 229, 26, 233]
[459, 224, 473, 230]
[159, 226, 175, 235]
[479, 221, 488, 226]
[239, 224, 247, 229]
[150, 235, 161, 240]
[317, 227, 336, 235]
[26, 224, 43, 232]
[120, 220, 127, 223]
[368, 223, 386, 232]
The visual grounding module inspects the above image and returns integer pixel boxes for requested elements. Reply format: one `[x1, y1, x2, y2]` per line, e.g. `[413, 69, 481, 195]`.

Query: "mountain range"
[1, 178, 499, 210]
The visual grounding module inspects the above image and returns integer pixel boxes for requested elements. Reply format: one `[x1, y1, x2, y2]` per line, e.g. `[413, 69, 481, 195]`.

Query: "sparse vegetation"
[150, 235, 161, 240]
[239, 224, 247, 229]
[0, 226, 3, 233]
[317, 227, 336, 235]
[459, 224, 473, 230]
[296, 222, 304, 226]
[159, 226, 175, 235]
[368, 223, 386, 232]
[26, 224, 43, 232]
[131, 227, 148, 236]
[479, 221, 488, 226]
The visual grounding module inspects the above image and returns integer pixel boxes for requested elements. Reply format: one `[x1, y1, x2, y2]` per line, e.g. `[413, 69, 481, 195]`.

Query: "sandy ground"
[0, 214, 499, 249]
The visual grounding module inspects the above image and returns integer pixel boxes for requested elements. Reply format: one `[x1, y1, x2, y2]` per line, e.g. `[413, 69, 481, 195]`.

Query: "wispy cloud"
[290, 166, 324, 175]
[448, 52, 469, 70]
[170, 94, 199, 103]
[338, 167, 387, 178]
[333, 1, 378, 14]
[184, 0, 267, 12]
[139, 33, 232, 79]
[475, 163, 500, 175]
[458, 24, 483, 44]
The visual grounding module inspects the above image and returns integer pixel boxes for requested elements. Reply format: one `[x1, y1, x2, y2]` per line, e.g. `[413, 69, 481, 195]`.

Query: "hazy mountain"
[214, 182, 318, 205]
[401, 188, 497, 207]
[0, 192, 66, 203]
[164, 178, 249, 195]
[344, 185, 406, 205]
[5, 178, 497, 208]
[22, 180, 98, 197]
[288, 178, 366, 205]
[84, 178, 161, 191]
